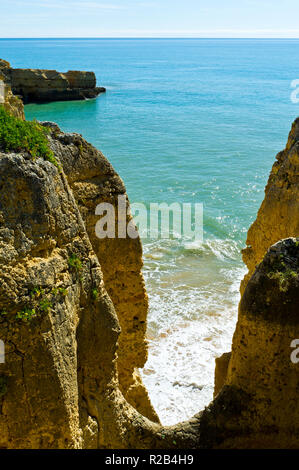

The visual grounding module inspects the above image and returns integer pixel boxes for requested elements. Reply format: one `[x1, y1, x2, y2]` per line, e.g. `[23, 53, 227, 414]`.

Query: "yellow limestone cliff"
[242, 117, 299, 293]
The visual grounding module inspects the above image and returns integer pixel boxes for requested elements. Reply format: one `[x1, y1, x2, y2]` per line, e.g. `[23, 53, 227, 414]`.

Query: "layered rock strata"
[0, 59, 105, 104]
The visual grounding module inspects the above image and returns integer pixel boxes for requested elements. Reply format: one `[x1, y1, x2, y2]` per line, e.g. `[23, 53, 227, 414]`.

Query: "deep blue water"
[1, 38, 299, 423]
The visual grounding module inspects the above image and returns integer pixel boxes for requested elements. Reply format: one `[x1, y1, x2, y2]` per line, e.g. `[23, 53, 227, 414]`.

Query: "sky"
[1, 0, 299, 38]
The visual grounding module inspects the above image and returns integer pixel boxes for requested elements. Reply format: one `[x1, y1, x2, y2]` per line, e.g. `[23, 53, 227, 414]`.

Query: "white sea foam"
[184, 238, 241, 260]
[140, 237, 246, 425]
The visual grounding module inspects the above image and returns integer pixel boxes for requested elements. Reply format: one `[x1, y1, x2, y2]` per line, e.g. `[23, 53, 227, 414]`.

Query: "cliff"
[241, 118, 299, 293]
[1, 103, 299, 448]
[48, 126, 159, 422]
[202, 237, 299, 448]
[0, 59, 105, 104]
[0, 110, 160, 448]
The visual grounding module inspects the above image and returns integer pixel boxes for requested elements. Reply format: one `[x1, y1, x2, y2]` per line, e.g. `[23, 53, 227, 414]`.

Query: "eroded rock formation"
[0, 122, 160, 448]
[0, 59, 105, 104]
[205, 237, 299, 448]
[48, 125, 159, 423]
[0, 102, 299, 448]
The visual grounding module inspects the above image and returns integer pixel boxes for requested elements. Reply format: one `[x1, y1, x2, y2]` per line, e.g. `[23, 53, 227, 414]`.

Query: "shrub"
[16, 307, 37, 322]
[30, 287, 44, 298]
[14, 285, 69, 324]
[58, 287, 68, 296]
[39, 298, 52, 313]
[68, 254, 82, 272]
[0, 106, 60, 168]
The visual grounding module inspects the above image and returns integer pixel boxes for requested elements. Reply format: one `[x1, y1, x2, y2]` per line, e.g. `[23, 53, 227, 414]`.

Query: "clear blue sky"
[1, 0, 299, 38]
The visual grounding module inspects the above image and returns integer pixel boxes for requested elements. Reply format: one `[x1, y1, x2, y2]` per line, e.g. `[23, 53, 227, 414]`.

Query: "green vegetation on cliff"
[0, 106, 59, 167]
[68, 253, 82, 272]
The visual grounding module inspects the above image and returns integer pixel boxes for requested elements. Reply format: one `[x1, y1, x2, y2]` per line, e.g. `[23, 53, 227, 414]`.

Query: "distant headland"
[0, 58, 106, 104]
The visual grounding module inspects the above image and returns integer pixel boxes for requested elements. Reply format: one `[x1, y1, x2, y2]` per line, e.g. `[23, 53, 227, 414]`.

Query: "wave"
[183, 238, 243, 260]
[143, 236, 244, 267]
[141, 235, 247, 425]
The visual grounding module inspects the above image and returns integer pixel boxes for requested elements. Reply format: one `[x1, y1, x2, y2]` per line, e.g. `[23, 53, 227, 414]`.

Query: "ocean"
[1, 38, 299, 424]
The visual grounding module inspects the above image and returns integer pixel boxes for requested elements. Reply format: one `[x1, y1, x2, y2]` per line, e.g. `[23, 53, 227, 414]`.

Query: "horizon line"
[1, 36, 299, 40]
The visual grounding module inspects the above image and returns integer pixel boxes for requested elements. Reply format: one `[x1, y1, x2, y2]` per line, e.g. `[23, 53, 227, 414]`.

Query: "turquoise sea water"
[1, 38, 299, 424]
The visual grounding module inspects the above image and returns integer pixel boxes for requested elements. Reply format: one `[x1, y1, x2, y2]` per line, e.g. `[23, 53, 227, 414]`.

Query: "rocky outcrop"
[203, 238, 299, 448]
[0, 71, 24, 120]
[3, 87, 24, 120]
[0, 121, 161, 448]
[0, 59, 105, 104]
[0, 60, 11, 81]
[241, 118, 299, 293]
